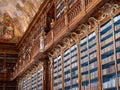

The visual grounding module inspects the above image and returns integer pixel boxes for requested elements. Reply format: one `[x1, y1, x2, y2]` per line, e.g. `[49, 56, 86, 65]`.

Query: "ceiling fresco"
[0, 0, 43, 43]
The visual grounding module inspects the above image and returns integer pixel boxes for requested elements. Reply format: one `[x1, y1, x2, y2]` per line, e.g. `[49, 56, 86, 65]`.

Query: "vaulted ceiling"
[0, 0, 44, 82]
[0, 0, 43, 44]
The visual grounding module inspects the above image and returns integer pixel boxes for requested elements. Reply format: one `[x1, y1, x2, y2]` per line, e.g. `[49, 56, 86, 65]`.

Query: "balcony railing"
[54, 16, 65, 36]
[68, 1, 82, 23]
[12, 0, 103, 79]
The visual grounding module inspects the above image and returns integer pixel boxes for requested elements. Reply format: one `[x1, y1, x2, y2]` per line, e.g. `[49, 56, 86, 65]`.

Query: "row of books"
[38, 86, 42, 90]
[115, 31, 120, 40]
[54, 71, 62, 77]
[101, 30, 112, 39]
[80, 37, 96, 48]
[71, 61, 77, 68]
[81, 49, 96, 60]
[64, 65, 70, 72]
[102, 55, 114, 65]
[115, 24, 120, 31]
[89, 46, 96, 53]
[90, 52, 96, 60]
[19, 70, 43, 89]
[82, 83, 98, 90]
[81, 55, 97, 65]
[117, 64, 120, 71]
[103, 78, 116, 89]
[81, 84, 89, 90]
[54, 85, 62, 90]
[54, 78, 62, 84]
[64, 73, 71, 79]
[64, 59, 71, 66]
[89, 32, 96, 39]
[80, 45, 87, 52]
[81, 57, 88, 64]
[100, 21, 111, 32]
[82, 74, 89, 81]
[80, 38, 87, 45]
[54, 65, 62, 72]
[71, 55, 77, 62]
[119, 77, 120, 86]
[90, 71, 98, 80]
[81, 66, 88, 73]
[54, 62, 58, 67]
[64, 80, 71, 86]
[90, 83, 98, 90]
[81, 50, 88, 57]
[70, 48, 77, 55]
[32, 80, 37, 85]
[101, 45, 113, 54]
[72, 78, 78, 85]
[64, 55, 71, 61]
[88, 39, 96, 47]
[116, 40, 120, 48]
[70, 44, 77, 50]
[54, 59, 62, 65]
[100, 37, 113, 47]
[56, 0, 64, 17]
[90, 61, 97, 70]
[38, 81, 43, 84]
[102, 65, 115, 75]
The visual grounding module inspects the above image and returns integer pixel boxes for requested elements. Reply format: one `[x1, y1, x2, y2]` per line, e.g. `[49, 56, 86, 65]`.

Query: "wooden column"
[43, 58, 50, 90]
[76, 35, 81, 90]
[61, 48, 65, 90]
[86, 33, 91, 90]
[88, 17, 103, 90]
[43, 61, 47, 90]
[69, 43, 72, 90]
[93, 19, 103, 90]
[49, 57, 54, 90]
[111, 15, 119, 90]
[95, 25, 103, 90]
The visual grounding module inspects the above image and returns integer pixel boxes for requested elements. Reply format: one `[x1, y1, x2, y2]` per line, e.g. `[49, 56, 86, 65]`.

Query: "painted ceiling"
[0, 0, 43, 43]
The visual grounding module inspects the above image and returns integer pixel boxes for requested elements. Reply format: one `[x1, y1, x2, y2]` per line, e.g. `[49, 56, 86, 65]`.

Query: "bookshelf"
[17, 10, 120, 90]
[56, 0, 64, 20]
[32, 72, 37, 90]
[27, 77, 31, 90]
[80, 32, 98, 90]
[70, 44, 78, 89]
[38, 69, 43, 90]
[18, 68, 43, 90]
[115, 14, 120, 90]
[52, 13, 120, 89]
[66, 0, 77, 8]
[53, 56, 62, 90]
[100, 14, 120, 90]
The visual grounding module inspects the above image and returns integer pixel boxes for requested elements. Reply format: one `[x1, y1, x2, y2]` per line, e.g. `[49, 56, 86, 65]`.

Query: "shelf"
[103, 87, 116, 90]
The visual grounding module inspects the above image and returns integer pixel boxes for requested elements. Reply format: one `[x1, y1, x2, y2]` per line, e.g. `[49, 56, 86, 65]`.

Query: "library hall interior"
[0, 0, 120, 90]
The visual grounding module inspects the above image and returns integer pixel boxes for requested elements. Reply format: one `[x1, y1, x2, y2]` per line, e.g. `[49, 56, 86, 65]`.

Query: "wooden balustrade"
[68, 1, 82, 23]
[12, 0, 104, 80]
[53, 16, 65, 36]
